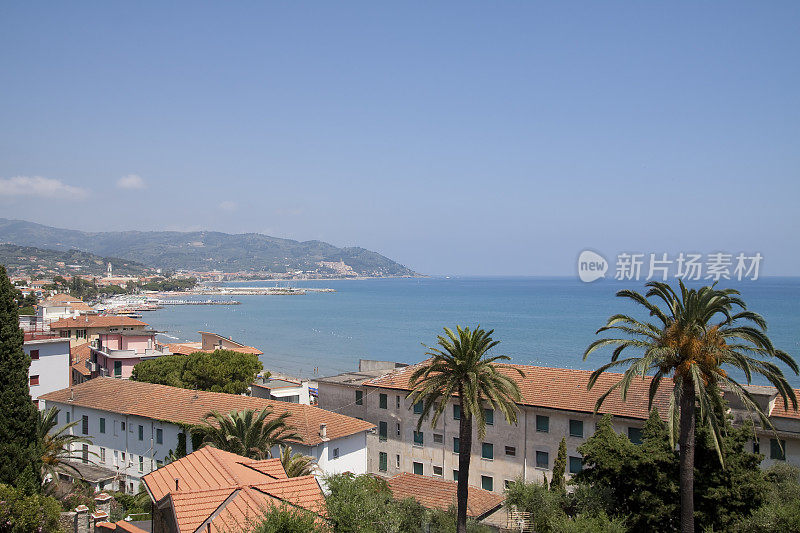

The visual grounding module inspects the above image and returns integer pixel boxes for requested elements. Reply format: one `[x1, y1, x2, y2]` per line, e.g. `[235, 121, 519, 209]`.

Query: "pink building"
[89, 331, 171, 379]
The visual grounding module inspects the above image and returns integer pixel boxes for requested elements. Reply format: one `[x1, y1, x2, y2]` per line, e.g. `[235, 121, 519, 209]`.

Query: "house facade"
[23, 334, 71, 409]
[50, 315, 151, 347]
[40, 378, 374, 493]
[318, 361, 800, 494]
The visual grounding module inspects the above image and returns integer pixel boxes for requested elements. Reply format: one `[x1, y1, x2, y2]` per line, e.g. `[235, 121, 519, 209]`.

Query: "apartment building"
[318, 360, 800, 494]
[40, 378, 374, 493]
[50, 315, 151, 347]
[23, 333, 71, 409]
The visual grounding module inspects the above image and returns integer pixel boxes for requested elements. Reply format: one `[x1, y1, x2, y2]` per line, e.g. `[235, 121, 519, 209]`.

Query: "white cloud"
[0, 176, 88, 199]
[117, 174, 146, 190]
[219, 200, 237, 212]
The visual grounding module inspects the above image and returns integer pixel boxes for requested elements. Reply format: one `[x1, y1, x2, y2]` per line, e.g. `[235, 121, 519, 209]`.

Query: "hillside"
[0, 219, 418, 276]
[0, 244, 153, 277]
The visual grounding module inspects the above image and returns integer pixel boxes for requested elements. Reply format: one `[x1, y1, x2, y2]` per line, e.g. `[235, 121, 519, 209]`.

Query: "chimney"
[175, 478, 180, 491]
[319, 423, 327, 440]
[94, 493, 112, 515]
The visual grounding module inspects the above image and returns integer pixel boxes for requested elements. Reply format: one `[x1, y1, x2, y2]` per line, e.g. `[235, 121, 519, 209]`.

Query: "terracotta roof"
[387, 473, 503, 519]
[40, 378, 374, 446]
[50, 316, 148, 329]
[143, 447, 326, 532]
[95, 521, 149, 533]
[41, 293, 93, 312]
[42, 293, 79, 304]
[770, 389, 800, 420]
[198, 332, 263, 355]
[365, 361, 672, 421]
[71, 343, 92, 380]
[167, 341, 261, 356]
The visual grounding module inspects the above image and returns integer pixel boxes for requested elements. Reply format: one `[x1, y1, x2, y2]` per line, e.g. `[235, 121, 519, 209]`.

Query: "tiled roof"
[771, 389, 800, 420]
[387, 473, 503, 519]
[166, 341, 262, 356]
[40, 378, 374, 446]
[365, 361, 672, 421]
[95, 520, 149, 533]
[71, 343, 92, 380]
[50, 316, 148, 329]
[198, 332, 263, 355]
[42, 293, 79, 304]
[142, 447, 326, 532]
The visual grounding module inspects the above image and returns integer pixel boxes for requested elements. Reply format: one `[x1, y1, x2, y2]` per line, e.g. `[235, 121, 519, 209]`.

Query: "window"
[100, 448, 106, 463]
[379, 421, 388, 441]
[569, 419, 584, 438]
[536, 415, 549, 433]
[333, 448, 340, 459]
[628, 427, 643, 445]
[569, 456, 583, 474]
[396, 454, 400, 468]
[505, 446, 516, 456]
[453, 404, 461, 420]
[121, 452, 126, 462]
[481, 476, 493, 491]
[482, 443, 494, 460]
[82, 415, 89, 435]
[413, 431, 424, 446]
[396, 423, 401, 437]
[453, 470, 459, 481]
[30, 349, 39, 360]
[379, 393, 387, 409]
[60, 330, 70, 338]
[379, 452, 388, 472]
[156, 428, 163, 445]
[413, 401, 423, 415]
[120, 421, 126, 431]
[29, 375, 39, 386]
[770, 439, 786, 461]
[82, 444, 89, 464]
[433, 433, 443, 444]
[66, 412, 70, 424]
[53, 411, 58, 425]
[138, 425, 144, 441]
[536, 451, 549, 468]
[156, 460, 163, 469]
[355, 390, 363, 406]
[453, 437, 460, 453]
[753, 439, 760, 454]
[433, 465, 443, 476]
[396, 395, 400, 409]
[485, 408, 494, 426]
[76, 329, 87, 339]
[99, 418, 106, 434]
[114, 361, 122, 377]
[138, 456, 144, 473]
[413, 462, 423, 475]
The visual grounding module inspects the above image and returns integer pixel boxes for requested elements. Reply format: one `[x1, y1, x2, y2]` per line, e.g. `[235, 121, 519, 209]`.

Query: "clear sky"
[1, 2, 798, 276]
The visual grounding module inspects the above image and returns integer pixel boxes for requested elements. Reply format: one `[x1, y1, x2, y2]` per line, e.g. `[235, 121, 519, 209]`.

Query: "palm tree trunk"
[457, 401, 472, 533]
[679, 378, 696, 533]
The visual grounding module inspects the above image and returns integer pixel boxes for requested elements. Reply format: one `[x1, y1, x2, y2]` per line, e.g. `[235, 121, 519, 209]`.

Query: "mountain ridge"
[0, 218, 418, 276]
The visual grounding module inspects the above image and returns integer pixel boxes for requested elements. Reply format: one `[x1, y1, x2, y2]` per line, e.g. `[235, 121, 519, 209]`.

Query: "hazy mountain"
[0, 243, 152, 277]
[0, 219, 418, 276]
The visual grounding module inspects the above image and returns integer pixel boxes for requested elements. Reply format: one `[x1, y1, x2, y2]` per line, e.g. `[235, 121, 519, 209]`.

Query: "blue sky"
[1, 2, 798, 276]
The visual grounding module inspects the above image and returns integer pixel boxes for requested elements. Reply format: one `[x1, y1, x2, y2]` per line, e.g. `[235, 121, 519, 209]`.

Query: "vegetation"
[550, 437, 567, 493]
[138, 276, 197, 292]
[131, 349, 262, 394]
[38, 407, 94, 484]
[584, 281, 798, 533]
[248, 503, 324, 532]
[407, 325, 523, 533]
[0, 266, 41, 494]
[200, 408, 300, 459]
[0, 243, 151, 278]
[0, 483, 62, 533]
[280, 445, 317, 477]
[733, 464, 800, 532]
[11, 286, 36, 315]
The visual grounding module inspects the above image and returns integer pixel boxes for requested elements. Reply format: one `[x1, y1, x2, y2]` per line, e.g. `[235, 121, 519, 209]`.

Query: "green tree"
[550, 437, 567, 493]
[407, 326, 523, 533]
[200, 408, 300, 459]
[280, 445, 317, 477]
[38, 407, 94, 485]
[248, 503, 325, 533]
[584, 281, 798, 533]
[131, 355, 186, 387]
[0, 483, 62, 533]
[131, 349, 262, 394]
[323, 473, 399, 533]
[505, 480, 566, 532]
[733, 464, 800, 532]
[0, 266, 41, 493]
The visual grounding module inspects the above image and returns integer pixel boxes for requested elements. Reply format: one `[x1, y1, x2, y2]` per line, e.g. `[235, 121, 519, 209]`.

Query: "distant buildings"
[38, 293, 93, 322]
[41, 378, 374, 493]
[166, 331, 263, 356]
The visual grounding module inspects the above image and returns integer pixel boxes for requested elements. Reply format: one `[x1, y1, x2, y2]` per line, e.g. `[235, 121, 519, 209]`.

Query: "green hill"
[0, 244, 153, 277]
[0, 219, 418, 277]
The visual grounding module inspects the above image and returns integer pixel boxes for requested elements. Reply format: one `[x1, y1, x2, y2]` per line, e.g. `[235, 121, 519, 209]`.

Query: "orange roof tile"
[70, 343, 92, 380]
[143, 447, 326, 532]
[366, 361, 672, 420]
[770, 388, 800, 420]
[41, 378, 373, 446]
[166, 341, 261, 356]
[50, 316, 148, 329]
[387, 473, 503, 519]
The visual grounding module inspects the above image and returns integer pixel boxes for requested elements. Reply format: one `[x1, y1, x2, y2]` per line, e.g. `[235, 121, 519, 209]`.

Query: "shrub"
[0, 483, 62, 533]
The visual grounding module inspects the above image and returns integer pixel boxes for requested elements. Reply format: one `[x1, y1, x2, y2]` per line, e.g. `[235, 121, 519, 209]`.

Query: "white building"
[23, 335, 71, 409]
[40, 377, 374, 493]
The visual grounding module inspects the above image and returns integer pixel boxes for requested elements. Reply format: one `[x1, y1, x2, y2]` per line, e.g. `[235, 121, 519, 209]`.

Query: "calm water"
[146, 277, 800, 387]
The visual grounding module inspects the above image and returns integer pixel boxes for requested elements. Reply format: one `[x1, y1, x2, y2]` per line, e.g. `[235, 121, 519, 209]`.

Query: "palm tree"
[37, 407, 94, 485]
[584, 281, 798, 533]
[407, 326, 523, 533]
[279, 445, 317, 477]
[200, 408, 301, 459]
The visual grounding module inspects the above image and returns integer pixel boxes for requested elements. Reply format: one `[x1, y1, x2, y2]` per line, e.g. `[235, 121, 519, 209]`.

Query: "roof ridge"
[206, 448, 246, 487]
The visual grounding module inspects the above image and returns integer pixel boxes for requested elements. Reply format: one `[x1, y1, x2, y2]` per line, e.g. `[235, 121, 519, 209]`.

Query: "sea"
[146, 277, 800, 387]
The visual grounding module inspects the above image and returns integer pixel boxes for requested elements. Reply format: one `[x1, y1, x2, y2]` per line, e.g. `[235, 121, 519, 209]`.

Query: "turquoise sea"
[147, 277, 800, 387]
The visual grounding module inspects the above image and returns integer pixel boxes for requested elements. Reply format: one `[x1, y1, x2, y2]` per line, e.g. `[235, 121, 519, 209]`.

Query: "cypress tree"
[0, 265, 42, 492]
[550, 437, 567, 493]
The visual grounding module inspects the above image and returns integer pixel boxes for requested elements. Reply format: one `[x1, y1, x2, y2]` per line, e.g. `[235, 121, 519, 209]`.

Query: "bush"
[732, 464, 800, 532]
[0, 483, 62, 533]
[248, 503, 325, 532]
